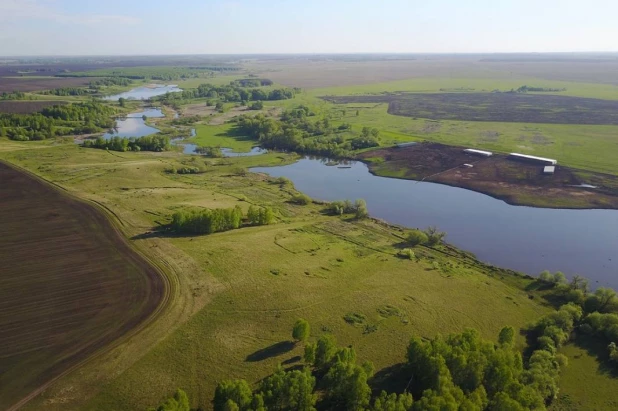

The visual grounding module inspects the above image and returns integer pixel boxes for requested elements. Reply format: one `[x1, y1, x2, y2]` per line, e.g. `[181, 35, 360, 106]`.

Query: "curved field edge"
[0, 160, 173, 411]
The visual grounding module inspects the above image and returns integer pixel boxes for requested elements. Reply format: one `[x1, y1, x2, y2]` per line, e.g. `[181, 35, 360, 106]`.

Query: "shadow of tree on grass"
[246, 341, 295, 363]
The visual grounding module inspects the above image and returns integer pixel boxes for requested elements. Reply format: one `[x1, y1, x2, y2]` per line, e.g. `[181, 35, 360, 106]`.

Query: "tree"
[498, 326, 515, 345]
[424, 226, 446, 246]
[407, 230, 428, 247]
[585, 287, 618, 313]
[354, 199, 368, 219]
[552, 271, 567, 286]
[314, 334, 337, 368]
[292, 318, 311, 343]
[539, 270, 553, 283]
[118, 97, 126, 107]
[214, 380, 253, 411]
[150, 389, 190, 411]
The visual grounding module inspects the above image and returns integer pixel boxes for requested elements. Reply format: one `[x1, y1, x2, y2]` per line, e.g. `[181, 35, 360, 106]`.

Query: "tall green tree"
[292, 318, 311, 343]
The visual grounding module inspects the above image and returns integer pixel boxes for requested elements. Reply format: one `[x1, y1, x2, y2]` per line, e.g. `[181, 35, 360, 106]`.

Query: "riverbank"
[0, 141, 553, 410]
[358, 142, 618, 210]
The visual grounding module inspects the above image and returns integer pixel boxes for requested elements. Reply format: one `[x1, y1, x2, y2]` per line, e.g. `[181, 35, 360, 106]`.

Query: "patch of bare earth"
[359, 143, 618, 209]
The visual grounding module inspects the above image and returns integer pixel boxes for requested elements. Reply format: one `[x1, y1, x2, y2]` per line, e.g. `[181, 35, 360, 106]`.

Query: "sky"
[0, 0, 617, 56]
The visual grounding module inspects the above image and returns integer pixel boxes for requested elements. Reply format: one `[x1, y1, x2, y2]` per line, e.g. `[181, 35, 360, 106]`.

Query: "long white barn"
[509, 153, 558, 165]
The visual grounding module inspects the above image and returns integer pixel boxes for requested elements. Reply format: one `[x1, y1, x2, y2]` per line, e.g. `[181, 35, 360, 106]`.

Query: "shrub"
[407, 229, 429, 246]
[291, 193, 312, 205]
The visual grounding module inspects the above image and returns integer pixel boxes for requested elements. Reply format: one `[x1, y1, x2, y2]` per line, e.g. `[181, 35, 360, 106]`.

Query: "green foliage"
[423, 226, 446, 246]
[584, 312, 618, 342]
[406, 230, 428, 247]
[371, 391, 414, 411]
[171, 206, 243, 235]
[584, 287, 618, 313]
[149, 389, 190, 411]
[249, 101, 264, 110]
[291, 194, 312, 205]
[498, 326, 515, 346]
[214, 380, 253, 411]
[405, 327, 568, 408]
[1, 101, 115, 139]
[260, 367, 317, 411]
[154, 83, 297, 106]
[292, 318, 311, 343]
[323, 359, 372, 410]
[83, 135, 170, 152]
[397, 248, 415, 260]
[326, 199, 368, 219]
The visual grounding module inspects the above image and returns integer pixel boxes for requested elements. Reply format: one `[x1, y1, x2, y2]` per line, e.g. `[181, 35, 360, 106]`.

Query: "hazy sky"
[0, 0, 616, 56]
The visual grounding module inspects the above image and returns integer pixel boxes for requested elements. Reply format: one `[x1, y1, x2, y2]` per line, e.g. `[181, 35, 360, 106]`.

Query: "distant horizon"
[2, 51, 618, 59]
[1, 0, 617, 56]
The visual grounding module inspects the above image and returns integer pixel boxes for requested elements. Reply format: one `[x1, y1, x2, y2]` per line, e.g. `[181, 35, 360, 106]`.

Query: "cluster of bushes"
[89, 77, 133, 87]
[406, 226, 446, 246]
[1, 91, 26, 100]
[194, 146, 223, 158]
[170, 205, 274, 235]
[83, 135, 170, 152]
[326, 199, 368, 219]
[166, 166, 202, 174]
[1, 101, 115, 140]
[232, 105, 381, 158]
[290, 194, 312, 205]
[38, 87, 93, 96]
[536, 271, 618, 368]
[154, 82, 298, 105]
[156, 319, 574, 411]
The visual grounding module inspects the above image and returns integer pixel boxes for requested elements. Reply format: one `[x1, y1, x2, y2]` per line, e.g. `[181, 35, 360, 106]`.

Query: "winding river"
[251, 158, 618, 289]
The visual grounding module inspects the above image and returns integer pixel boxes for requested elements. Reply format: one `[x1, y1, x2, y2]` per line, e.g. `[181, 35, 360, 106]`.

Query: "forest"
[0, 101, 115, 140]
[154, 82, 299, 106]
[232, 105, 379, 158]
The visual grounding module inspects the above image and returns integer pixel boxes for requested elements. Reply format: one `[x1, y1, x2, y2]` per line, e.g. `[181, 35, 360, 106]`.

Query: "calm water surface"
[251, 158, 618, 288]
[104, 85, 182, 101]
[103, 109, 162, 139]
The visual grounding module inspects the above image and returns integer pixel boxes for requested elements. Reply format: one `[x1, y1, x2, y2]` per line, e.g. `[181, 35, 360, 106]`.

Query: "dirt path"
[0, 161, 168, 411]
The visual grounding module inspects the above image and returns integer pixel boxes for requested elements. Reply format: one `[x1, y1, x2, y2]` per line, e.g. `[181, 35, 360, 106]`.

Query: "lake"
[104, 84, 182, 101]
[103, 108, 163, 139]
[251, 158, 618, 288]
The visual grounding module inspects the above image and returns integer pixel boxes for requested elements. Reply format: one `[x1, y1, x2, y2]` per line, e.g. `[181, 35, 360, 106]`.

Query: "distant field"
[325, 93, 618, 125]
[0, 161, 165, 409]
[0, 76, 94, 93]
[0, 100, 67, 114]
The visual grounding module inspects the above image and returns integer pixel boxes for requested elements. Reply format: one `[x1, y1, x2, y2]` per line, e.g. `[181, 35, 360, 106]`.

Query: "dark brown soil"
[324, 93, 618, 125]
[358, 143, 618, 209]
[0, 162, 166, 409]
[0, 100, 68, 114]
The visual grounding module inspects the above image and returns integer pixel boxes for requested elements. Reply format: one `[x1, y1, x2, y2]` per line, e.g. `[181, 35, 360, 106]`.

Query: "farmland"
[0, 142, 553, 410]
[0, 161, 166, 410]
[324, 93, 618, 125]
[1, 54, 618, 410]
[0, 100, 68, 114]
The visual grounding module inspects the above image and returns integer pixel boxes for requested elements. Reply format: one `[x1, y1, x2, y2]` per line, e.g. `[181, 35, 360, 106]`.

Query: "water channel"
[103, 84, 182, 101]
[251, 158, 618, 288]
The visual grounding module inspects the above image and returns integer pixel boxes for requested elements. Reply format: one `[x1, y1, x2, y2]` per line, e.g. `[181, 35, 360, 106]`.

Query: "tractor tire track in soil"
[0, 161, 168, 410]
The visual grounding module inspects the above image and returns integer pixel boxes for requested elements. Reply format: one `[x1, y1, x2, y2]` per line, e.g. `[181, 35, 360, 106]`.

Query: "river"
[251, 158, 618, 288]
[103, 84, 182, 101]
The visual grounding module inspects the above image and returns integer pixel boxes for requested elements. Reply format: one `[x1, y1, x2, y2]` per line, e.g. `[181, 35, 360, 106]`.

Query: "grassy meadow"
[0, 140, 553, 410]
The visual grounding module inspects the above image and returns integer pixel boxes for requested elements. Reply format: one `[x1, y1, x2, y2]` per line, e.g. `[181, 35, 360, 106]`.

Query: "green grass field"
[0, 140, 555, 410]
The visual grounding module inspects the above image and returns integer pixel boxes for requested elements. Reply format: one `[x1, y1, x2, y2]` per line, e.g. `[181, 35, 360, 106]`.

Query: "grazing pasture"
[0, 162, 165, 410]
[324, 93, 618, 125]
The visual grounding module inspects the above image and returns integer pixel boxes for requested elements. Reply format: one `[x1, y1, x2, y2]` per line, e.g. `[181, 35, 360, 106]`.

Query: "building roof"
[544, 166, 556, 173]
[509, 153, 558, 165]
[464, 149, 493, 156]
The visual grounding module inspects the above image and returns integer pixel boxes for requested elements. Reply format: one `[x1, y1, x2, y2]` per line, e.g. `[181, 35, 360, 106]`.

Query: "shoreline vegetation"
[1, 55, 618, 410]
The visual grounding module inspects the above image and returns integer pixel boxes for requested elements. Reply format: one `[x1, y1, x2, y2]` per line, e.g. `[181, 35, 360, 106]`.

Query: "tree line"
[170, 205, 274, 235]
[1, 101, 115, 141]
[82, 134, 170, 152]
[153, 316, 573, 411]
[154, 82, 298, 106]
